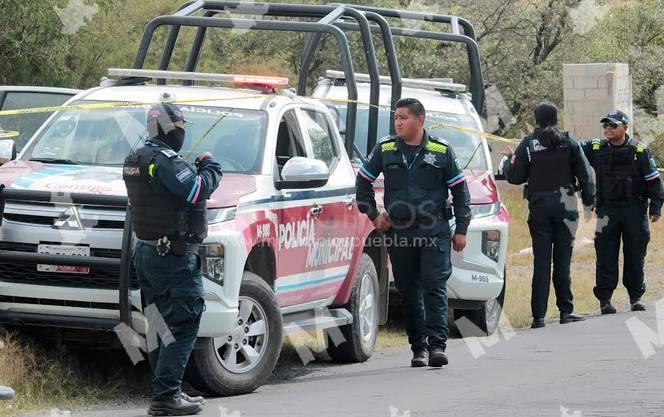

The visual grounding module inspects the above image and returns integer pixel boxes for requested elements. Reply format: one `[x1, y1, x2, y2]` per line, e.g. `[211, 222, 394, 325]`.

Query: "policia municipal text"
[123, 102, 222, 416]
[356, 98, 471, 368]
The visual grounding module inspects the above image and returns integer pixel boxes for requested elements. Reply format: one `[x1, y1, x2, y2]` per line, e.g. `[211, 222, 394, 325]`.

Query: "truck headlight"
[482, 230, 501, 262]
[200, 244, 225, 284]
[470, 202, 501, 219]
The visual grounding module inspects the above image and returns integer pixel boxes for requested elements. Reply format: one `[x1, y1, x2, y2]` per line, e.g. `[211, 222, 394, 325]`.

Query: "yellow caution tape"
[0, 95, 267, 117]
[0, 130, 19, 139]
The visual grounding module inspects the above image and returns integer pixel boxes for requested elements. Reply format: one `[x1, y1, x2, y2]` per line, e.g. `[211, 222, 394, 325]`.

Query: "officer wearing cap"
[501, 102, 595, 328]
[580, 110, 663, 314]
[356, 98, 470, 368]
[123, 102, 222, 416]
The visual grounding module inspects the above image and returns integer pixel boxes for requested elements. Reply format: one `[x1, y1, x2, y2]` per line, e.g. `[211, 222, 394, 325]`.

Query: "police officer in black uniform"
[356, 98, 470, 368]
[123, 102, 222, 416]
[580, 110, 663, 314]
[502, 102, 595, 329]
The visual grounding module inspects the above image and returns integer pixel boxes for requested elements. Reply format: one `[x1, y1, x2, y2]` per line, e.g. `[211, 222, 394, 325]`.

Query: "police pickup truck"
[0, 70, 389, 396]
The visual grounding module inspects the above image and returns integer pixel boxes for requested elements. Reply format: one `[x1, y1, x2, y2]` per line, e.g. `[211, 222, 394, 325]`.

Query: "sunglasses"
[602, 122, 620, 129]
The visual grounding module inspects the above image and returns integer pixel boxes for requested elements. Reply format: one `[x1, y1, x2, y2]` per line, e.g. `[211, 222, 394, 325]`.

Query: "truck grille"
[0, 242, 138, 290]
[3, 213, 124, 229]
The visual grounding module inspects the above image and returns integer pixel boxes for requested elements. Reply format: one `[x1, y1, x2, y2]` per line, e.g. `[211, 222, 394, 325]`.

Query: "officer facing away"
[580, 110, 663, 314]
[501, 102, 595, 329]
[356, 98, 471, 368]
[123, 102, 222, 416]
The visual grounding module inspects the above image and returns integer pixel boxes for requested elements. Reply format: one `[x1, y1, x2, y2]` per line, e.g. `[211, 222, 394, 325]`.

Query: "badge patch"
[123, 166, 140, 176]
[175, 167, 194, 183]
[423, 152, 438, 166]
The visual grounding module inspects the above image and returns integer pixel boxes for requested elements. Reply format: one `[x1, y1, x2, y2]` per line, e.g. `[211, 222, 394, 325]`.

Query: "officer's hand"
[500, 146, 514, 157]
[373, 212, 391, 232]
[195, 151, 212, 166]
[452, 234, 466, 252]
[650, 214, 661, 223]
[584, 210, 594, 223]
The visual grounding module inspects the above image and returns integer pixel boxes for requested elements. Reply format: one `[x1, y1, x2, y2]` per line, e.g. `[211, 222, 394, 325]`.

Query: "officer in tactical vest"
[356, 98, 470, 368]
[580, 110, 663, 314]
[123, 102, 222, 416]
[502, 102, 595, 329]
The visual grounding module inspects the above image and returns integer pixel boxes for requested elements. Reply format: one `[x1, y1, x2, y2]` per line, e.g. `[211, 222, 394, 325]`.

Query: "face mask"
[163, 127, 186, 152]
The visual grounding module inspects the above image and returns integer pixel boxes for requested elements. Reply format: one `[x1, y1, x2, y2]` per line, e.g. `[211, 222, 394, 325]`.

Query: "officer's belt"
[137, 238, 200, 253]
[390, 208, 453, 228]
[597, 197, 645, 208]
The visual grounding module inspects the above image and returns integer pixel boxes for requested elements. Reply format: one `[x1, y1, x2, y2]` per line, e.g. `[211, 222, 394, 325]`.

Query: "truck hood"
[0, 161, 256, 208]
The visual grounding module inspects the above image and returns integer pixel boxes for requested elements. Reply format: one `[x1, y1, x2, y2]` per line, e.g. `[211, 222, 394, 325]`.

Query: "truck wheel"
[326, 253, 379, 363]
[453, 269, 506, 337]
[186, 271, 282, 396]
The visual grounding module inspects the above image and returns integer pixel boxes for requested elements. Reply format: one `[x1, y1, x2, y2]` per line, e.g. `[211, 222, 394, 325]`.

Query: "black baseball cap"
[600, 110, 629, 126]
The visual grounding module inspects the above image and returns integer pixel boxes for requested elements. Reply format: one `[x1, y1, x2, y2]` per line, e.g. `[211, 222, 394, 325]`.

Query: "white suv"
[313, 72, 509, 335]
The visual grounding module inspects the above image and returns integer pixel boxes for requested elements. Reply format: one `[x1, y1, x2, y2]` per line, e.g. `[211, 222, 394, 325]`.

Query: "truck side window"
[301, 109, 338, 169]
[275, 110, 305, 173]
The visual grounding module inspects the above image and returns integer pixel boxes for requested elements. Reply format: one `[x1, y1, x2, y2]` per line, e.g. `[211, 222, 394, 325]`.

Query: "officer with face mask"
[123, 102, 222, 416]
[580, 110, 663, 314]
[501, 102, 595, 329]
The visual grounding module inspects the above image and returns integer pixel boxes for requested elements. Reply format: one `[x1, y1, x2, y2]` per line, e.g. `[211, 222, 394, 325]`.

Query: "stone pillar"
[563, 63, 632, 140]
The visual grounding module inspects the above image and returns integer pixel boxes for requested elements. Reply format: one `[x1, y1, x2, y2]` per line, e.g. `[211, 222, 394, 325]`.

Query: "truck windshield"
[331, 104, 488, 171]
[22, 102, 267, 174]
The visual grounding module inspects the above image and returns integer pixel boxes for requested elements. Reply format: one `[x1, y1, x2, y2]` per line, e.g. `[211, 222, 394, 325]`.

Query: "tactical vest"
[123, 143, 207, 242]
[590, 139, 644, 204]
[527, 134, 574, 193]
[380, 137, 449, 225]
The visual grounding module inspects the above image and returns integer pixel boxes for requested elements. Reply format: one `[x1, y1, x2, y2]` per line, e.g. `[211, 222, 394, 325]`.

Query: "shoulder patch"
[425, 141, 448, 154]
[378, 135, 397, 144]
[381, 142, 396, 152]
[175, 167, 194, 183]
[160, 149, 178, 158]
[636, 143, 646, 153]
[428, 135, 449, 146]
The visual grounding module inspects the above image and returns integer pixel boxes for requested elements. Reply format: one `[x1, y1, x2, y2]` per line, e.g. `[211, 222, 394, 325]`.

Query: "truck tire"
[186, 271, 282, 396]
[453, 269, 506, 337]
[326, 253, 379, 363]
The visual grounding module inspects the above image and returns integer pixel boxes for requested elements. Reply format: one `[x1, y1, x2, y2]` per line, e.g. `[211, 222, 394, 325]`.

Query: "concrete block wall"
[563, 63, 632, 140]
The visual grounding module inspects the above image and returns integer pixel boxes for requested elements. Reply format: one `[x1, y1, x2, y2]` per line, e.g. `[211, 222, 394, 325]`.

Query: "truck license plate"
[37, 244, 90, 274]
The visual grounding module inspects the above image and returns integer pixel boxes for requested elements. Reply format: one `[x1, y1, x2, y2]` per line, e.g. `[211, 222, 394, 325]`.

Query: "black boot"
[531, 318, 545, 328]
[148, 396, 203, 416]
[179, 393, 205, 405]
[411, 349, 429, 368]
[428, 346, 448, 368]
[600, 301, 617, 315]
[631, 300, 646, 312]
[560, 312, 585, 324]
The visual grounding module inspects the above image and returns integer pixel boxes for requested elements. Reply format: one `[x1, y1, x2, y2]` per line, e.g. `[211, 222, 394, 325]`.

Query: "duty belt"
[137, 238, 200, 255]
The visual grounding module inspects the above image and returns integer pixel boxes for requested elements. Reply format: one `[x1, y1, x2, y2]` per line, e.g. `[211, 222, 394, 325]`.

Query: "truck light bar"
[325, 70, 466, 93]
[108, 68, 289, 86]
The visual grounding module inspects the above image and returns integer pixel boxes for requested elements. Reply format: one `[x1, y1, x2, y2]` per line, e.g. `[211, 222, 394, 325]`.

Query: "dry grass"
[0, 332, 149, 417]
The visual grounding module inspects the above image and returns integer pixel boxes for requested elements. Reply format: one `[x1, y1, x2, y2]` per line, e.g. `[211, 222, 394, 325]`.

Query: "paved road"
[23, 306, 664, 417]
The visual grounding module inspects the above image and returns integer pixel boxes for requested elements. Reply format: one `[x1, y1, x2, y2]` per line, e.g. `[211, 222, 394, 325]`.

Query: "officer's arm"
[356, 145, 383, 221]
[570, 138, 596, 210]
[152, 154, 223, 204]
[639, 148, 664, 216]
[444, 147, 471, 236]
[578, 140, 594, 160]
[503, 138, 530, 185]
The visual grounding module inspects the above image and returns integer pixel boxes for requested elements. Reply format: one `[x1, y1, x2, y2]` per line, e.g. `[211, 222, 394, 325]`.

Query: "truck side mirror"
[276, 157, 330, 190]
[0, 140, 17, 165]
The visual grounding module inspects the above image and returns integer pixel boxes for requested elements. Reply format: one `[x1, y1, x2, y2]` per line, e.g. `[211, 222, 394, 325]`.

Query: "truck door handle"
[310, 204, 323, 217]
[343, 195, 355, 208]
